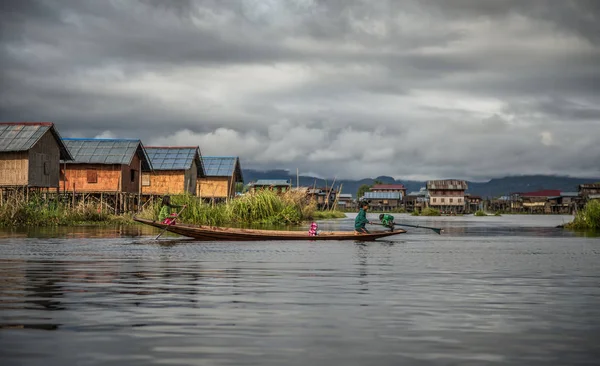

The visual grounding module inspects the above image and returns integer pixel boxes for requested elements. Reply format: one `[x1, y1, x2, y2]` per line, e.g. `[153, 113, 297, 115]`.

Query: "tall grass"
[0, 192, 122, 227]
[420, 207, 441, 216]
[139, 190, 318, 226]
[565, 200, 600, 230]
[0, 189, 332, 228]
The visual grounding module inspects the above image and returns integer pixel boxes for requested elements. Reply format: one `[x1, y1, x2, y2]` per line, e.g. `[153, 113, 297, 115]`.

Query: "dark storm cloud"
[1, 0, 599, 180]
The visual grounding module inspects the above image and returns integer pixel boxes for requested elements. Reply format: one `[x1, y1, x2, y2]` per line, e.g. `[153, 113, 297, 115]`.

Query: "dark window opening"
[87, 169, 97, 183]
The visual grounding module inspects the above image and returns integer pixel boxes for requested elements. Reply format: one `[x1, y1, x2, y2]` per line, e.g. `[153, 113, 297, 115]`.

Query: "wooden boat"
[133, 217, 407, 241]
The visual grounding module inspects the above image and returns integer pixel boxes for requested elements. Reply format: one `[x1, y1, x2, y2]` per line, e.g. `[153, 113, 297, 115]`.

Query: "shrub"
[420, 208, 441, 216]
[565, 200, 600, 230]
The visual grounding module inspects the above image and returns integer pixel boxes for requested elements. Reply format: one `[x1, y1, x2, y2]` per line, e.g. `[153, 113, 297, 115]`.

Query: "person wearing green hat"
[354, 201, 372, 234]
[379, 213, 395, 231]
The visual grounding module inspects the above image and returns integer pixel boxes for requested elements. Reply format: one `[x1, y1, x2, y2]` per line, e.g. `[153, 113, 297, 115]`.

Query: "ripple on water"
[1, 220, 599, 365]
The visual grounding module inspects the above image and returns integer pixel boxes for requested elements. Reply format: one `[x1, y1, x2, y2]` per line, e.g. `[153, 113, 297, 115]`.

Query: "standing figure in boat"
[159, 196, 185, 225]
[354, 201, 372, 234]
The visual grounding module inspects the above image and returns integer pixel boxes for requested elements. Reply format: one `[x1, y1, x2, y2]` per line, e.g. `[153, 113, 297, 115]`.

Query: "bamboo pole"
[331, 183, 342, 211]
[324, 176, 336, 211]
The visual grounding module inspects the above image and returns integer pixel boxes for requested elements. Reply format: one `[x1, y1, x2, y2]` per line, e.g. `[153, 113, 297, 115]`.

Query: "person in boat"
[158, 195, 185, 225]
[308, 222, 318, 236]
[355, 201, 373, 234]
[379, 213, 395, 231]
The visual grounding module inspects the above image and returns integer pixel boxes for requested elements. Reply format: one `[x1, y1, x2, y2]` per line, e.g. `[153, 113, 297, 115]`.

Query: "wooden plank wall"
[185, 161, 198, 195]
[120, 153, 141, 194]
[0, 152, 28, 186]
[28, 130, 61, 188]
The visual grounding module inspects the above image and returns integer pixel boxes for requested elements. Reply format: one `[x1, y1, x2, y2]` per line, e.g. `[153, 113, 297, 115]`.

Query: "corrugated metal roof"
[253, 179, 290, 186]
[519, 190, 561, 197]
[146, 147, 201, 173]
[0, 122, 73, 160]
[579, 183, 600, 189]
[202, 156, 243, 182]
[426, 180, 468, 190]
[338, 193, 353, 199]
[62, 138, 152, 170]
[362, 192, 401, 199]
[560, 192, 579, 197]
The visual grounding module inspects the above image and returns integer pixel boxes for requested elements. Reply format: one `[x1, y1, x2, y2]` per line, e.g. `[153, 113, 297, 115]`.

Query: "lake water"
[1, 214, 599, 366]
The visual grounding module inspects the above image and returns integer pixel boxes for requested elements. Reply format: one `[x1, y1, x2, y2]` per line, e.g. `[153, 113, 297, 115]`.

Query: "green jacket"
[355, 208, 369, 229]
[381, 214, 395, 227]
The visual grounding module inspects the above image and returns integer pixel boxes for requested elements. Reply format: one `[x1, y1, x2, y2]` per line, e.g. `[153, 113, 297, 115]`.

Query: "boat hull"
[133, 217, 406, 241]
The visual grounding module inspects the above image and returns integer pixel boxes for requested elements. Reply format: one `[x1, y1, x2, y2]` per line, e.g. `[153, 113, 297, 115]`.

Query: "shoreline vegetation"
[411, 208, 441, 216]
[0, 190, 346, 228]
[564, 200, 600, 231]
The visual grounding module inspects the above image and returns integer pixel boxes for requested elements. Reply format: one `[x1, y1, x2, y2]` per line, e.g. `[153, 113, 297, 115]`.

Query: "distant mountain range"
[242, 169, 600, 198]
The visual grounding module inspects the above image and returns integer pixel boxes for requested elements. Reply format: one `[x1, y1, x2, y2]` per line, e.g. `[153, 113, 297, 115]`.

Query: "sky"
[1, 0, 599, 181]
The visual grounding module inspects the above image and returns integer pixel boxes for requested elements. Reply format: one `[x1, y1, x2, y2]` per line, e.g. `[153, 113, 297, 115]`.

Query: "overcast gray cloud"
[1, 0, 599, 180]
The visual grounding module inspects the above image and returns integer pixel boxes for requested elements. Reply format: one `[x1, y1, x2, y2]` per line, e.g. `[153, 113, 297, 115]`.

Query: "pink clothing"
[308, 222, 318, 236]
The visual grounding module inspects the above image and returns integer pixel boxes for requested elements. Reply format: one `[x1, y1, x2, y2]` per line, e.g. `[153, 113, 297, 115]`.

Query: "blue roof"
[0, 122, 72, 160]
[146, 147, 203, 175]
[202, 156, 243, 182]
[62, 138, 152, 170]
[361, 192, 401, 199]
[253, 179, 290, 186]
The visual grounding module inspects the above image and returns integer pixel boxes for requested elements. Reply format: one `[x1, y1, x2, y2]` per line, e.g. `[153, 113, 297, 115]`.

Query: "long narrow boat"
[133, 217, 407, 241]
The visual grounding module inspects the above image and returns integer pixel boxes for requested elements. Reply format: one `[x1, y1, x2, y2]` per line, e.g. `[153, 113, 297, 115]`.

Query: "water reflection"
[0, 217, 599, 365]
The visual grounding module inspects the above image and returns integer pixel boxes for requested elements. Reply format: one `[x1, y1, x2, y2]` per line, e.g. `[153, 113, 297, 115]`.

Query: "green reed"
[565, 200, 600, 230]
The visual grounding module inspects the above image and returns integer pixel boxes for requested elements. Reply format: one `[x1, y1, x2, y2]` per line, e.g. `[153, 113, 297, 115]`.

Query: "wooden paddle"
[155, 205, 187, 240]
[371, 222, 443, 235]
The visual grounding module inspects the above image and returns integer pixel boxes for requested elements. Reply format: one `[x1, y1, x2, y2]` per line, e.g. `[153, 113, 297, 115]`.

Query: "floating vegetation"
[564, 200, 600, 230]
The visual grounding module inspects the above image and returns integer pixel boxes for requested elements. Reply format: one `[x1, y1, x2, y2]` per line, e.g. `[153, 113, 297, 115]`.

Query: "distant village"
[248, 179, 600, 215]
[1, 122, 599, 215]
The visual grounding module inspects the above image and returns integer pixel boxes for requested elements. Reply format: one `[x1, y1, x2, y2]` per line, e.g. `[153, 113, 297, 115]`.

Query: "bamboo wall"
[0, 152, 28, 186]
[60, 164, 121, 192]
[142, 170, 187, 195]
[198, 177, 230, 199]
[28, 130, 61, 188]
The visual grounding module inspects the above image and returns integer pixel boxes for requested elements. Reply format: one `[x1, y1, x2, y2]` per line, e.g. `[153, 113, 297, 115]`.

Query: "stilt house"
[60, 138, 152, 194]
[0, 122, 73, 189]
[197, 156, 244, 202]
[142, 146, 205, 195]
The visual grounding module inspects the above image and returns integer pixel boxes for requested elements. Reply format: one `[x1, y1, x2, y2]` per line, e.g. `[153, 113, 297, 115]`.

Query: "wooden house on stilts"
[60, 138, 152, 213]
[142, 146, 205, 196]
[197, 156, 244, 202]
[0, 122, 73, 196]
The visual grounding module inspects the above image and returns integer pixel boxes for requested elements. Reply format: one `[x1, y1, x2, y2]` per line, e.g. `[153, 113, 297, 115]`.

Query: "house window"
[142, 173, 150, 186]
[43, 161, 50, 176]
[87, 169, 97, 183]
[450, 198, 453, 203]
[130, 169, 136, 183]
[441, 198, 445, 203]
[433, 198, 437, 203]
[458, 198, 462, 203]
